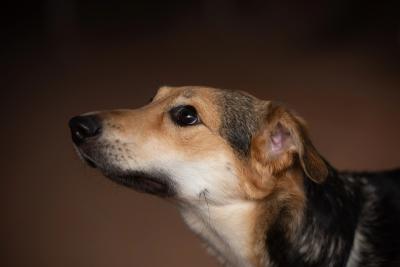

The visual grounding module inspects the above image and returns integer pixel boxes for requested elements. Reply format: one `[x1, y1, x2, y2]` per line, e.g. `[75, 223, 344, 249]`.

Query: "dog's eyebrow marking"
[182, 89, 195, 98]
[218, 90, 259, 157]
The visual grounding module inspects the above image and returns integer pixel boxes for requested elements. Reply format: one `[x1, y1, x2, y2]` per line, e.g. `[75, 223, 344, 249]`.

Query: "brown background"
[2, 1, 400, 266]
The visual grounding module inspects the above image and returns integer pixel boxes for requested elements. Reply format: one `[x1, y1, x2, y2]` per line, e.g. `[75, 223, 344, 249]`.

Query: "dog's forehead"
[155, 85, 216, 100]
[155, 85, 259, 105]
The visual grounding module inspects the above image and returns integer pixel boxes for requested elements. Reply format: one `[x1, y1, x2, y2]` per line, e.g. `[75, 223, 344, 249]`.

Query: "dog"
[69, 86, 400, 267]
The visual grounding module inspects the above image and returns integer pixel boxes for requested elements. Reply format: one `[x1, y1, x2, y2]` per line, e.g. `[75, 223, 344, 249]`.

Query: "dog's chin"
[78, 152, 175, 197]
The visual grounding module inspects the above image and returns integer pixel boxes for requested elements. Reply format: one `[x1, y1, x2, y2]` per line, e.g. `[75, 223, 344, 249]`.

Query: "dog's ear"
[252, 103, 328, 183]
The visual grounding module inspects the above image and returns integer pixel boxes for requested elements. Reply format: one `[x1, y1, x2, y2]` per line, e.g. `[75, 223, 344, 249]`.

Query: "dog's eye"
[170, 105, 200, 126]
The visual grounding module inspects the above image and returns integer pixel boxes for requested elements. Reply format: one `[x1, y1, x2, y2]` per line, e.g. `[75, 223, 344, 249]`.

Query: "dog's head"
[69, 86, 328, 204]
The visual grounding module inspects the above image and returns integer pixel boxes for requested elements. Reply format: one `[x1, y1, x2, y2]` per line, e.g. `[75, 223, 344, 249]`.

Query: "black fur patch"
[266, 167, 400, 267]
[218, 90, 259, 157]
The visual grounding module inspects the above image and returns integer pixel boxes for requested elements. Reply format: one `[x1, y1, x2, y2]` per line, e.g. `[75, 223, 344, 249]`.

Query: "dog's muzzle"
[68, 114, 176, 197]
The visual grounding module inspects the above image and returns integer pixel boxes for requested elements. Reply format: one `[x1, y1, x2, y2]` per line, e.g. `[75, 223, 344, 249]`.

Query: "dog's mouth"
[77, 150, 175, 197]
[106, 172, 175, 197]
[81, 153, 98, 168]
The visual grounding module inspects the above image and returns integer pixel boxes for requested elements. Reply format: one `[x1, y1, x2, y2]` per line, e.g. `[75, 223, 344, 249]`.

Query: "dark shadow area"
[2, 1, 400, 266]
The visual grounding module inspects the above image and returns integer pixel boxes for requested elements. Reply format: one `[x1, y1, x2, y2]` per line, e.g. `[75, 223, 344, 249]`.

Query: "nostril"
[74, 123, 91, 140]
[69, 115, 102, 145]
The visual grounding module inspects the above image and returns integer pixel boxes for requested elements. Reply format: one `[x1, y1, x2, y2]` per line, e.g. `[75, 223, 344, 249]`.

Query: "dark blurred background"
[2, 1, 400, 266]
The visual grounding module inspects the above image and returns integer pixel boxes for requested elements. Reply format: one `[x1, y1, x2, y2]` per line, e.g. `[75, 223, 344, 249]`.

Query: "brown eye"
[170, 105, 200, 126]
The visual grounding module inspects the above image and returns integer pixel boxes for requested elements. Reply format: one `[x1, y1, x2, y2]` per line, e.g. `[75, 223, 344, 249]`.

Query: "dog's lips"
[74, 147, 175, 197]
[76, 149, 98, 168]
[82, 154, 98, 168]
[107, 173, 175, 197]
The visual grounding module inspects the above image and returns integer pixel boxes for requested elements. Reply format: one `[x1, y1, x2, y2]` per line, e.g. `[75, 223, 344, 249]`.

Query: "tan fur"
[100, 87, 229, 166]
[75, 86, 328, 267]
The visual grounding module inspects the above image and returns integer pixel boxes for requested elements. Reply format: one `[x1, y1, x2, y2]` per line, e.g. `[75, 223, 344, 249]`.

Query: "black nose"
[69, 115, 102, 145]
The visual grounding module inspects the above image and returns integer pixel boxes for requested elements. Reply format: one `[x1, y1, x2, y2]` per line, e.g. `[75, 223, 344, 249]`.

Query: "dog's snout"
[69, 115, 102, 145]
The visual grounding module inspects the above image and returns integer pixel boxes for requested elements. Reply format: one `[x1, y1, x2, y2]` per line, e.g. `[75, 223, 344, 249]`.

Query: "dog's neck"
[180, 200, 262, 267]
[180, 167, 364, 267]
[266, 168, 363, 267]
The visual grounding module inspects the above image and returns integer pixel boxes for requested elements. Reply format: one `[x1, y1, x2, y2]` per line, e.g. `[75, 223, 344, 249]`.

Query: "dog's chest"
[180, 202, 261, 267]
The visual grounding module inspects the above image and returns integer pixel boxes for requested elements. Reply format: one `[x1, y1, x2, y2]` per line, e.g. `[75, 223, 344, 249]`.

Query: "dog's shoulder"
[345, 168, 400, 208]
[342, 168, 400, 266]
